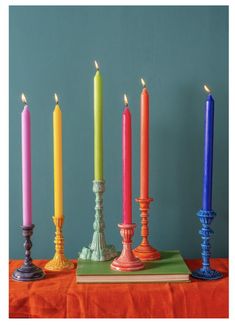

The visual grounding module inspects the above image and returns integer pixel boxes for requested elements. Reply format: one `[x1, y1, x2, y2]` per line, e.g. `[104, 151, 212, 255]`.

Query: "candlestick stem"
[111, 223, 144, 271]
[133, 197, 160, 261]
[191, 209, 223, 280]
[79, 180, 117, 261]
[12, 225, 45, 281]
[45, 216, 74, 271]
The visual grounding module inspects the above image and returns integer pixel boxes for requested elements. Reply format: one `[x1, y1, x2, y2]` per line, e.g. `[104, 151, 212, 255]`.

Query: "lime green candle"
[94, 61, 103, 180]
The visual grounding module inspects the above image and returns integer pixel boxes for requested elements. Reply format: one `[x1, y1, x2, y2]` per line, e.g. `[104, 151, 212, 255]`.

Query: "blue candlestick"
[202, 94, 214, 210]
[192, 86, 223, 280]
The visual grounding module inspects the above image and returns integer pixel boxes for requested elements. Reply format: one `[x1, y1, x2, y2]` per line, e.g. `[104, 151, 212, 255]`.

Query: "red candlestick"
[140, 79, 149, 198]
[122, 95, 132, 224]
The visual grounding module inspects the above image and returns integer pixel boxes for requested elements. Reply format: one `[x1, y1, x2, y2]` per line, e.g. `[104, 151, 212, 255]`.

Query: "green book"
[76, 250, 191, 283]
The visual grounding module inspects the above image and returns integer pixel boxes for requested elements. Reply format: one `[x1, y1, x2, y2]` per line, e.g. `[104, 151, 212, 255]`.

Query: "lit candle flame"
[54, 93, 59, 104]
[124, 94, 128, 106]
[141, 78, 146, 87]
[204, 84, 211, 94]
[94, 60, 99, 70]
[21, 93, 27, 105]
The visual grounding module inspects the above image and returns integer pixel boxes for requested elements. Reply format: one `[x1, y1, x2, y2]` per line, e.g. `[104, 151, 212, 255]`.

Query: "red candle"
[140, 78, 149, 199]
[122, 94, 132, 224]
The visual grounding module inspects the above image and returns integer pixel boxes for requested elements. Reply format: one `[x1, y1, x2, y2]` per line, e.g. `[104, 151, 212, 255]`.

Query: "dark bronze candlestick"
[12, 225, 45, 281]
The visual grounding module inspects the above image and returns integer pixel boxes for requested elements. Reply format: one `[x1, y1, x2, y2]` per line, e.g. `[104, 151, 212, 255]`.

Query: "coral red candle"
[140, 78, 149, 199]
[122, 94, 132, 224]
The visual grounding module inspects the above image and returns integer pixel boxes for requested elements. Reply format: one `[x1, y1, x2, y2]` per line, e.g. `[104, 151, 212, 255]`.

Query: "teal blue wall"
[9, 6, 228, 259]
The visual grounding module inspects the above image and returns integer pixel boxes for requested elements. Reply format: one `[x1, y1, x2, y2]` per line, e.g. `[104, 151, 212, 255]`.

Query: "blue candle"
[202, 85, 214, 211]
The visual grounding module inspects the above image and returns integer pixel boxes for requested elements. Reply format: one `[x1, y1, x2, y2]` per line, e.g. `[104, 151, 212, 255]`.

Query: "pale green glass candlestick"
[79, 180, 117, 261]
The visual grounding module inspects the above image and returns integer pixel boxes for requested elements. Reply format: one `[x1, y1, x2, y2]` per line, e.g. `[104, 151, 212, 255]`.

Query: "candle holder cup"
[191, 209, 223, 280]
[12, 224, 45, 281]
[133, 197, 160, 261]
[79, 180, 117, 261]
[45, 215, 74, 271]
[111, 223, 144, 271]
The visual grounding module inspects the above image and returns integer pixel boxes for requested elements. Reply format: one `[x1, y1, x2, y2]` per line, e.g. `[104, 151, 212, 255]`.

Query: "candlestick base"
[192, 268, 223, 280]
[79, 180, 117, 261]
[12, 263, 45, 282]
[133, 243, 161, 261]
[111, 224, 144, 271]
[12, 225, 45, 282]
[45, 216, 74, 272]
[79, 244, 117, 262]
[191, 209, 223, 280]
[133, 198, 160, 261]
[44, 254, 74, 271]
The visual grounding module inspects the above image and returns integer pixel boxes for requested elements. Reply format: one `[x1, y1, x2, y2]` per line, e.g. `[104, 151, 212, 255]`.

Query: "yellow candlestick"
[53, 94, 63, 217]
[94, 60, 103, 180]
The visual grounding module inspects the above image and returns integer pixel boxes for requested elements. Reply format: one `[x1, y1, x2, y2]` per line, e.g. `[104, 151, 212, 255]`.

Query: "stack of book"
[76, 250, 191, 283]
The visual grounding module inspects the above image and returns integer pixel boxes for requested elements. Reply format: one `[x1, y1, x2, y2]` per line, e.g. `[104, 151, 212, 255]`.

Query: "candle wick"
[204, 84, 212, 95]
[21, 93, 27, 105]
[124, 94, 129, 107]
[54, 93, 59, 104]
[94, 60, 100, 71]
[141, 78, 146, 88]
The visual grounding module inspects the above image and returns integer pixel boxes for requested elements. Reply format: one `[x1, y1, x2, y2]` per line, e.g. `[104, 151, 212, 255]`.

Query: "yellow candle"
[94, 60, 103, 180]
[53, 93, 63, 217]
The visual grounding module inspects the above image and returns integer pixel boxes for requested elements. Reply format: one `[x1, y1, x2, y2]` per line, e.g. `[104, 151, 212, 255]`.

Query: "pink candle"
[122, 94, 132, 224]
[21, 94, 32, 226]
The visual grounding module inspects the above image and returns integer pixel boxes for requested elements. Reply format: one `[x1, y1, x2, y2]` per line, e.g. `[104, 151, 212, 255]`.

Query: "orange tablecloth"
[9, 258, 228, 318]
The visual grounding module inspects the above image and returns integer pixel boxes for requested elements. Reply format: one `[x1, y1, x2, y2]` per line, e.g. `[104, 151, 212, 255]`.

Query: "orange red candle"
[122, 94, 132, 224]
[140, 78, 149, 199]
